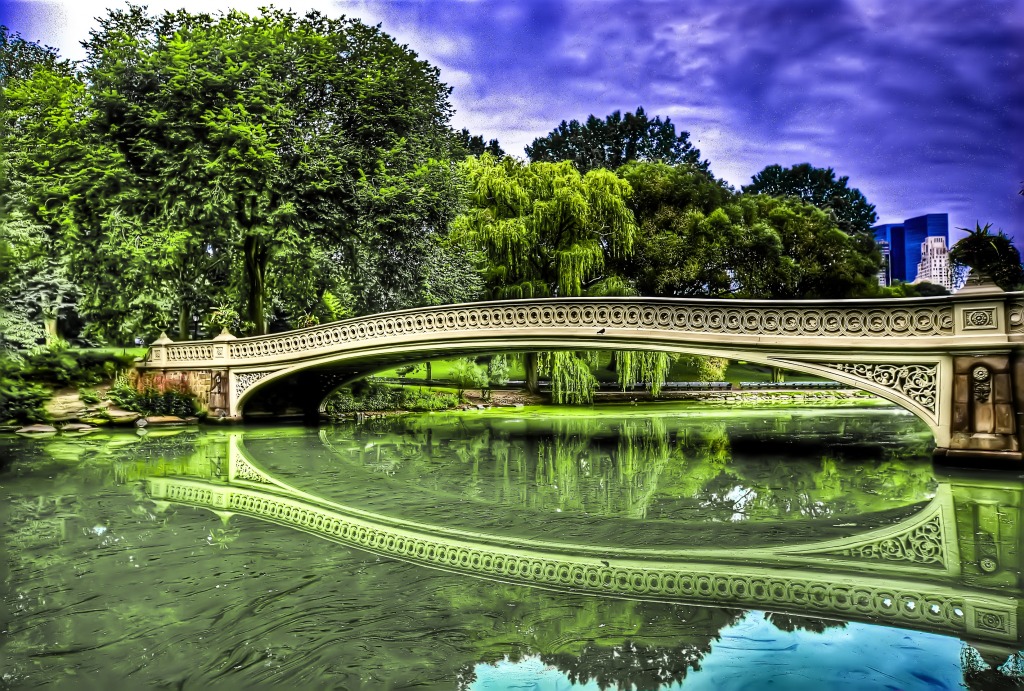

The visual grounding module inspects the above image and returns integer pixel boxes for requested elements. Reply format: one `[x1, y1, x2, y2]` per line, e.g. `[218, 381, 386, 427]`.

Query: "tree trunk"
[525, 352, 539, 394]
[244, 235, 269, 335]
[178, 304, 190, 341]
[771, 366, 785, 383]
[43, 316, 58, 344]
[425, 361, 432, 382]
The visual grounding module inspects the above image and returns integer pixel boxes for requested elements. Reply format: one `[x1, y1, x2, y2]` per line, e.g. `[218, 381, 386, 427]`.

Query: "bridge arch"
[140, 290, 1024, 462]
[234, 340, 947, 442]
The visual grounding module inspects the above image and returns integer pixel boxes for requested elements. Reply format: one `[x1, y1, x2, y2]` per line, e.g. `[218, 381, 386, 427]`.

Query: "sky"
[2, 0, 1022, 242]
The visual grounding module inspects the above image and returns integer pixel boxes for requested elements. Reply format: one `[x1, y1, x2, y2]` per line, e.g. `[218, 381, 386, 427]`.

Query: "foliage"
[614, 351, 672, 396]
[323, 383, 458, 415]
[616, 162, 739, 297]
[454, 155, 636, 298]
[77, 387, 102, 405]
[949, 222, 1024, 290]
[732, 195, 881, 299]
[454, 155, 638, 390]
[686, 356, 729, 382]
[353, 157, 468, 313]
[107, 376, 199, 417]
[742, 163, 878, 238]
[452, 128, 504, 157]
[449, 357, 488, 396]
[0, 353, 51, 422]
[17, 343, 134, 387]
[549, 352, 598, 404]
[486, 355, 510, 386]
[880, 281, 950, 297]
[526, 107, 710, 175]
[2, 6, 459, 342]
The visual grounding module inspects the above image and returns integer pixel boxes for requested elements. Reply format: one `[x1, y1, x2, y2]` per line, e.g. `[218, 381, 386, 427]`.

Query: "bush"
[108, 372, 199, 417]
[322, 383, 459, 416]
[401, 388, 458, 411]
[21, 344, 136, 387]
[78, 387, 102, 404]
[0, 355, 51, 423]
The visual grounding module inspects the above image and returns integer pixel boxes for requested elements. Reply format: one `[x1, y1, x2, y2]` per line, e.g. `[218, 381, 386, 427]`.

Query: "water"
[1, 405, 1022, 690]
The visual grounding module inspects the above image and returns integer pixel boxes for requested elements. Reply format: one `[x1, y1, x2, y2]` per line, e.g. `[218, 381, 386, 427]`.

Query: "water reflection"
[1, 409, 1022, 690]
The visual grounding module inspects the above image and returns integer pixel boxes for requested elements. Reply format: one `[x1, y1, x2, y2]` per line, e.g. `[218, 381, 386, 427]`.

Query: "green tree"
[352, 157, 470, 313]
[616, 162, 739, 297]
[9, 6, 460, 340]
[526, 107, 709, 174]
[949, 223, 1024, 290]
[453, 155, 637, 399]
[732, 195, 881, 299]
[452, 128, 504, 158]
[742, 163, 878, 239]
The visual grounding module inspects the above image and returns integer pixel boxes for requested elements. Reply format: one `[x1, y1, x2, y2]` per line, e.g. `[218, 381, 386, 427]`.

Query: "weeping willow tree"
[453, 155, 637, 401]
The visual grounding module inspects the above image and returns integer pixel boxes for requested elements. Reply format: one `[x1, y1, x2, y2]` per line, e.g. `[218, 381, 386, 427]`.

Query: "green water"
[1, 406, 1022, 690]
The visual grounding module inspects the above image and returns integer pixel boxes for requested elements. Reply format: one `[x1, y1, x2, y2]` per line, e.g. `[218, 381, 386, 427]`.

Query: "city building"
[872, 213, 950, 287]
[915, 235, 952, 290]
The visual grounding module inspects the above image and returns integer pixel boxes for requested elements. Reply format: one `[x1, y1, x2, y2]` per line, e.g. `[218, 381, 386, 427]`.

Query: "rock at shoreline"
[61, 423, 96, 432]
[143, 416, 188, 426]
[106, 409, 141, 425]
[16, 424, 58, 435]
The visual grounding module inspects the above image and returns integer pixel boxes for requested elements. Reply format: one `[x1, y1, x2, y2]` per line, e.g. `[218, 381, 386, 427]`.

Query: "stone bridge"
[144, 434, 1024, 657]
[139, 280, 1024, 462]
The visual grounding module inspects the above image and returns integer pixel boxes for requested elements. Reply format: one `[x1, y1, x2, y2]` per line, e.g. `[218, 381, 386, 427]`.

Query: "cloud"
[4, 0, 1022, 239]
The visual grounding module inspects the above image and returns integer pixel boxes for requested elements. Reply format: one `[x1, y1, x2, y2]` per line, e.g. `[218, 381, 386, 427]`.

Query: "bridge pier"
[936, 353, 1023, 464]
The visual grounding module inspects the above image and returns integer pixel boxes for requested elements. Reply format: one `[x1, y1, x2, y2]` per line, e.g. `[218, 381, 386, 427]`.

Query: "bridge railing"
[140, 293, 1024, 370]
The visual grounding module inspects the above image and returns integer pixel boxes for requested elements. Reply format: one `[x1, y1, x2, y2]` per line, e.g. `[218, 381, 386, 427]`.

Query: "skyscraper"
[873, 213, 950, 286]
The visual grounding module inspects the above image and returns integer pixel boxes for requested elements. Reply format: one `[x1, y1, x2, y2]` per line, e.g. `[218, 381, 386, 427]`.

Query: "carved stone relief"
[821, 363, 938, 414]
[234, 371, 274, 398]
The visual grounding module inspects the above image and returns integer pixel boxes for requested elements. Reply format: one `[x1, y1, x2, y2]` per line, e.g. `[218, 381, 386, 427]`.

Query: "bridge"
[138, 279, 1024, 462]
[144, 433, 1024, 660]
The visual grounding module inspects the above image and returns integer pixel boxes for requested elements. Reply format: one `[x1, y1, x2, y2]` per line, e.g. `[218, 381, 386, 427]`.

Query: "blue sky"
[2, 0, 1022, 241]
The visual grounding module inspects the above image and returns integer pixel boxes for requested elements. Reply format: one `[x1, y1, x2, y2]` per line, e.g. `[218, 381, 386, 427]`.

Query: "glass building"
[872, 213, 949, 286]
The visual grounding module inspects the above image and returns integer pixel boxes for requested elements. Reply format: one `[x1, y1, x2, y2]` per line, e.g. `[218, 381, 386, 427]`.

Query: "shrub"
[322, 383, 459, 416]
[78, 387, 102, 404]
[0, 355, 51, 423]
[108, 372, 199, 417]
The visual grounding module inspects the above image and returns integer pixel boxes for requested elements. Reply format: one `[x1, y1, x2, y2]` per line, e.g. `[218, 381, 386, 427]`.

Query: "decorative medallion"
[963, 308, 996, 330]
[974, 608, 1010, 634]
[972, 366, 992, 403]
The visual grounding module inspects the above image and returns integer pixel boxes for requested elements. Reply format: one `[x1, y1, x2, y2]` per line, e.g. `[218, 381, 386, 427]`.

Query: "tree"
[9, 6, 460, 340]
[732, 195, 881, 299]
[352, 157, 470, 313]
[453, 155, 637, 399]
[949, 223, 1024, 290]
[0, 25, 68, 91]
[452, 128, 504, 158]
[526, 107, 710, 174]
[742, 163, 877, 239]
[616, 162, 738, 297]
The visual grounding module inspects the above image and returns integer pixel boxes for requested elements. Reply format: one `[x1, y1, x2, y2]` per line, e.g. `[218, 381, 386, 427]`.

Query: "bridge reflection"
[142, 432, 1024, 665]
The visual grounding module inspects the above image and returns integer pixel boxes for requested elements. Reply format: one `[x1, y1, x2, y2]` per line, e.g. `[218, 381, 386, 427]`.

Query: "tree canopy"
[452, 128, 504, 158]
[453, 155, 638, 400]
[742, 163, 878, 238]
[525, 107, 710, 174]
[2, 6, 464, 340]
